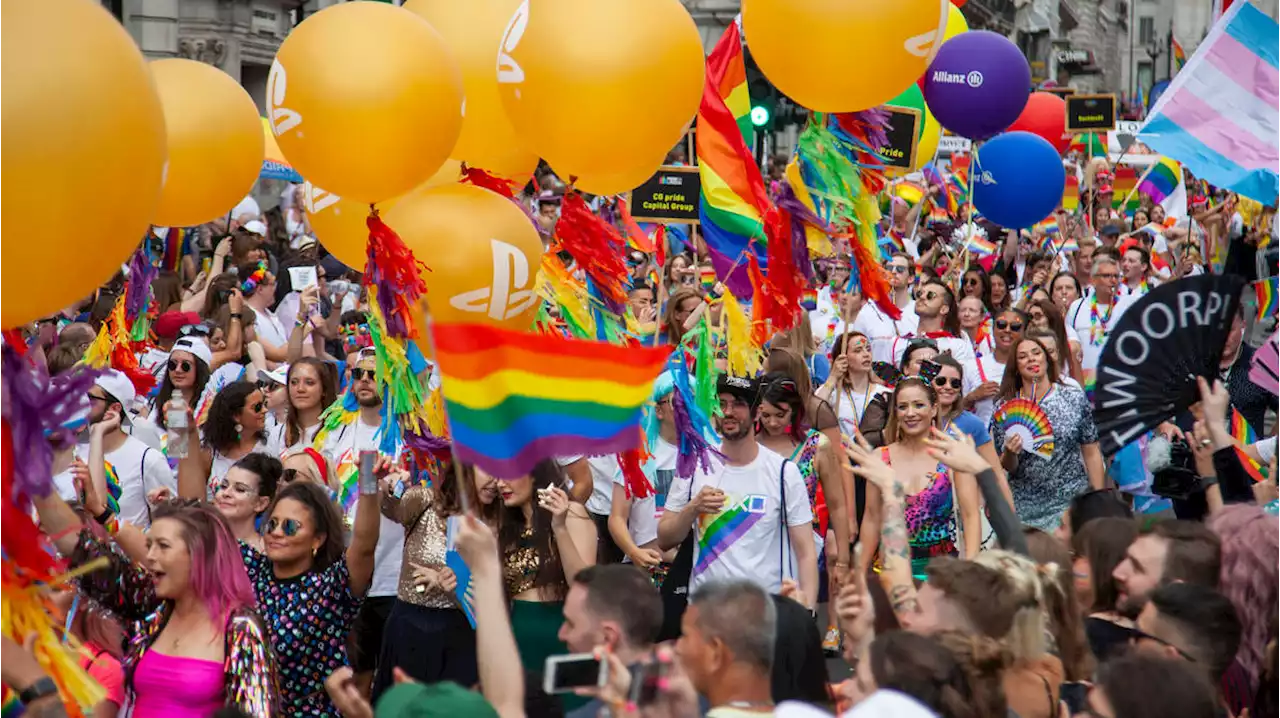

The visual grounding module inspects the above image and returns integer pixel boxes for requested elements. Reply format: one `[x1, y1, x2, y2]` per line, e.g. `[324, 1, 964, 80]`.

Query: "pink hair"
[152, 502, 256, 625]
[1209, 504, 1279, 688]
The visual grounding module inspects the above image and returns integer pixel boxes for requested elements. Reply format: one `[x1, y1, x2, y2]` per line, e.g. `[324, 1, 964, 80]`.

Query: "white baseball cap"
[242, 219, 268, 236]
[170, 336, 214, 368]
[95, 370, 137, 411]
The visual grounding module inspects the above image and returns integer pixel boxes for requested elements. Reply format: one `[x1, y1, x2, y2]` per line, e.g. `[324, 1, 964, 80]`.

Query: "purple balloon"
[923, 31, 1031, 141]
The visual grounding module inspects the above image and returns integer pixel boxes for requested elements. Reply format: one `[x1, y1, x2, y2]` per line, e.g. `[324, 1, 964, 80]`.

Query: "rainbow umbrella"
[261, 117, 303, 183]
[1070, 132, 1107, 156]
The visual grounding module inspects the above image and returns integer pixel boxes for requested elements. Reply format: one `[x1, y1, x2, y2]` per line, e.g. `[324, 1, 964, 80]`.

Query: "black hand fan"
[1093, 274, 1246, 457]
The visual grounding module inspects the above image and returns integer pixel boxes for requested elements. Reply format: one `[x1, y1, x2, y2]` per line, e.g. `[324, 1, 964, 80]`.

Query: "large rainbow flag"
[432, 323, 671, 478]
[697, 22, 770, 296]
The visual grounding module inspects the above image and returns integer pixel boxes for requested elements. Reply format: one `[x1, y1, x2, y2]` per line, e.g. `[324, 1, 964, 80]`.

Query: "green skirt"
[510, 599, 587, 711]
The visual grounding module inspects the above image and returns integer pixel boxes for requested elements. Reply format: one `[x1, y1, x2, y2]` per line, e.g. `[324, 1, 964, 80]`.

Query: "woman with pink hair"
[35, 494, 277, 717]
[1210, 504, 1279, 716]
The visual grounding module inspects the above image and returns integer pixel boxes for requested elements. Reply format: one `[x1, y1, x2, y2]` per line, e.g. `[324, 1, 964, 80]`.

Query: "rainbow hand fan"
[993, 399, 1055, 459]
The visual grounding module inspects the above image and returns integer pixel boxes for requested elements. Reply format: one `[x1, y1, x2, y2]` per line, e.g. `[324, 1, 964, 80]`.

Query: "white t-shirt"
[268, 419, 321, 456]
[962, 351, 1007, 428]
[855, 301, 919, 341]
[585, 455, 619, 516]
[872, 334, 976, 369]
[253, 306, 289, 349]
[53, 436, 176, 529]
[664, 446, 812, 594]
[612, 438, 680, 552]
[1255, 436, 1277, 465]
[1065, 294, 1138, 377]
[829, 384, 891, 440]
[321, 419, 405, 598]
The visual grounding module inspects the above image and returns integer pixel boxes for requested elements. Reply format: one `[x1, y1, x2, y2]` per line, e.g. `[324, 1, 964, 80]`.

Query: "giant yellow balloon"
[568, 148, 668, 196]
[943, 2, 969, 43]
[743, 0, 949, 112]
[268, 2, 463, 204]
[404, 0, 538, 182]
[2, 0, 166, 328]
[308, 160, 463, 270]
[912, 107, 943, 171]
[496, 0, 703, 193]
[386, 184, 542, 334]
[151, 59, 263, 226]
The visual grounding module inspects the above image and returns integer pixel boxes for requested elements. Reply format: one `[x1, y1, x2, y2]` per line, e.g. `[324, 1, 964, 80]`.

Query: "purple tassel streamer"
[848, 107, 891, 150]
[775, 182, 834, 283]
[403, 424, 451, 453]
[671, 391, 723, 479]
[2, 346, 103, 501]
[125, 247, 157, 323]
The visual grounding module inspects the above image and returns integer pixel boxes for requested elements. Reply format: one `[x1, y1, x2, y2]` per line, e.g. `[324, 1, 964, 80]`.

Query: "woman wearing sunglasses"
[962, 308, 1027, 428]
[243, 466, 389, 715]
[991, 337, 1106, 531]
[32, 492, 278, 716]
[961, 267, 992, 309]
[149, 336, 213, 437]
[856, 376, 981, 578]
[174, 381, 279, 501]
[757, 372, 849, 651]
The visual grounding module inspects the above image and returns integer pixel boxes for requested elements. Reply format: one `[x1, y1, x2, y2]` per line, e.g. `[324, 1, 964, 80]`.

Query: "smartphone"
[1059, 682, 1089, 716]
[628, 659, 668, 707]
[543, 653, 607, 695]
[357, 451, 378, 496]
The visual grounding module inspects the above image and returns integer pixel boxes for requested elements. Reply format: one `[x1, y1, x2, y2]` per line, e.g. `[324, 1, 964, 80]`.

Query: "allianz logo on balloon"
[267, 60, 301, 136]
[496, 0, 529, 86]
[976, 170, 997, 186]
[931, 69, 985, 89]
[450, 239, 539, 322]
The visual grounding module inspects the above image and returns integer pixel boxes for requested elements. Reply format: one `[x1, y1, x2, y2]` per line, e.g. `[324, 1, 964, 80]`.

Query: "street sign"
[878, 107, 922, 172]
[1065, 93, 1117, 132]
[626, 166, 701, 224]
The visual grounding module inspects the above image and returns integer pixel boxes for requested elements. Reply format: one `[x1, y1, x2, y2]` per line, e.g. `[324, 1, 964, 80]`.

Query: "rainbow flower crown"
[240, 261, 269, 294]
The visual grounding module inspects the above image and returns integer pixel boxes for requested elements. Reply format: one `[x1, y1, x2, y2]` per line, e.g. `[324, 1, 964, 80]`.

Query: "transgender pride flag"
[1137, 1, 1278, 205]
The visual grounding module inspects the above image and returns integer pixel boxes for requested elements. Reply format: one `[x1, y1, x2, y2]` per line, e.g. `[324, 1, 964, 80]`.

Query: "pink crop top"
[130, 650, 225, 718]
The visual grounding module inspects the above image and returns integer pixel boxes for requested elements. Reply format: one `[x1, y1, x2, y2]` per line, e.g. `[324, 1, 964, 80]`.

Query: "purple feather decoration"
[598, 200, 617, 228]
[125, 247, 157, 322]
[775, 182, 835, 282]
[849, 107, 891, 150]
[2, 346, 102, 501]
[670, 391, 723, 479]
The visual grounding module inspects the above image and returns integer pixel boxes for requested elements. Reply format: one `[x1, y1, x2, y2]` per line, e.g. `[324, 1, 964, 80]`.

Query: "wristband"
[229, 312, 243, 320]
[19, 677, 58, 705]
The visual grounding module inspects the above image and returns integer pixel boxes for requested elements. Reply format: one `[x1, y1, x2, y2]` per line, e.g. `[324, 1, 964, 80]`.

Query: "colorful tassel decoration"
[616, 448, 654, 500]
[664, 353, 724, 478]
[554, 192, 630, 316]
[849, 233, 902, 321]
[365, 208, 429, 341]
[459, 165, 513, 197]
[82, 294, 157, 398]
[719, 290, 763, 378]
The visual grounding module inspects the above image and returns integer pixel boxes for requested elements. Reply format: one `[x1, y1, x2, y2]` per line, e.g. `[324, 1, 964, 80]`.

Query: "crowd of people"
[2, 146, 1277, 718]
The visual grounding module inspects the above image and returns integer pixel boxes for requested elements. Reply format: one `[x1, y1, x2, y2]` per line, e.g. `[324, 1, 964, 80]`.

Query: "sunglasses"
[964, 278, 980, 286]
[250, 401, 266, 413]
[86, 392, 110, 404]
[351, 368, 376, 382]
[179, 324, 212, 338]
[1129, 629, 1197, 663]
[995, 320, 1024, 332]
[168, 359, 193, 373]
[888, 265, 911, 274]
[264, 517, 303, 537]
[933, 376, 963, 390]
[258, 380, 281, 392]
[915, 290, 940, 302]
[281, 468, 300, 483]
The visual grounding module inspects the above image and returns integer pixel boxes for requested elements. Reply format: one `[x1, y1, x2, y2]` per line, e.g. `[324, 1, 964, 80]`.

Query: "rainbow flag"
[1062, 175, 1080, 211]
[1230, 408, 1268, 482]
[800, 286, 819, 311]
[1257, 276, 1278, 321]
[961, 224, 996, 258]
[2, 686, 21, 718]
[1172, 37, 1186, 72]
[1053, 235, 1080, 253]
[697, 22, 769, 293]
[1036, 218, 1059, 236]
[1139, 158, 1182, 204]
[103, 461, 122, 516]
[432, 323, 672, 478]
[1112, 166, 1139, 210]
[894, 180, 927, 208]
[699, 265, 717, 292]
[1071, 133, 1107, 156]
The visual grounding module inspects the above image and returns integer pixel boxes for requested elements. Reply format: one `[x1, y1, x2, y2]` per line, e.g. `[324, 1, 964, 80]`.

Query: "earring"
[312, 547, 317, 558]
[235, 423, 243, 439]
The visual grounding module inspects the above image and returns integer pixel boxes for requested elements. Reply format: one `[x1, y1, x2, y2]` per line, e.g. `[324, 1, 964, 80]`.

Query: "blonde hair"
[971, 550, 1052, 662]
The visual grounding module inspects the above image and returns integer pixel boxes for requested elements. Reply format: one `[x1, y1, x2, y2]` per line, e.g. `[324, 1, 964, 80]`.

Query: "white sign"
[939, 136, 973, 154]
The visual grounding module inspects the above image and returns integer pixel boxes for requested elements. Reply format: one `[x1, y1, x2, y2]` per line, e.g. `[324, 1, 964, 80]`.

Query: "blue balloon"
[923, 31, 1031, 140]
[972, 132, 1065, 230]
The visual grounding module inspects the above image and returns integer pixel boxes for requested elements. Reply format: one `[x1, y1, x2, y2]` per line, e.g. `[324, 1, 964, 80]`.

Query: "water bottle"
[167, 394, 189, 459]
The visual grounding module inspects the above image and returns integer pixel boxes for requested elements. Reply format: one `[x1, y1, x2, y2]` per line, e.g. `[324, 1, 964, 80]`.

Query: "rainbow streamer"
[1255, 276, 1277, 321]
[103, 462, 121, 516]
[160, 228, 184, 274]
[1138, 158, 1182, 204]
[993, 398, 1056, 458]
[1230, 408, 1268, 482]
[696, 22, 768, 293]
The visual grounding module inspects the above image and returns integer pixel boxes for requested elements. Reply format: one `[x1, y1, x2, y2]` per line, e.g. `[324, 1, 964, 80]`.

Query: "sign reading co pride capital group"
[627, 166, 701, 224]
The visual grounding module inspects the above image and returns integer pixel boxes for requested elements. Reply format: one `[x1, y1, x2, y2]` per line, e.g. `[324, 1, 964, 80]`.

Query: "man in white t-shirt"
[1066, 254, 1137, 393]
[55, 370, 175, 529]
[658, 375, 816, 604]
[320, 350, 404, 686]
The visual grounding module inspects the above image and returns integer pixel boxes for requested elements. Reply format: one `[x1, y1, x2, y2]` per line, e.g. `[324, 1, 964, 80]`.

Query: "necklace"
[1019, 381, 1054, 404]
[1087, 295, 1115, 345]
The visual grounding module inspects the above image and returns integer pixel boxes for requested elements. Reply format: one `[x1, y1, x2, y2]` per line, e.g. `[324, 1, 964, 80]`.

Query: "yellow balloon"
[404, 0, 538, 182]
[496, 0, 703, 188]
[385, 184, 542, 337]
[911, 107, 942, 171]
[567, 149, 667, 196]
[2, 0, 166, 328]
[743, 0, 949, 112]
[268, 2, 463, 204]
[943, 3, 969, 44]
[151, 59, 263, 226]
[307, 160, 463, 269]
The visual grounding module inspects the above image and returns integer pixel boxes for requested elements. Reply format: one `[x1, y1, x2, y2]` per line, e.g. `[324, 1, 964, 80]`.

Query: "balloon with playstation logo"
[971, 131, 1065, 229]
[923, 30, 1031, 140]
